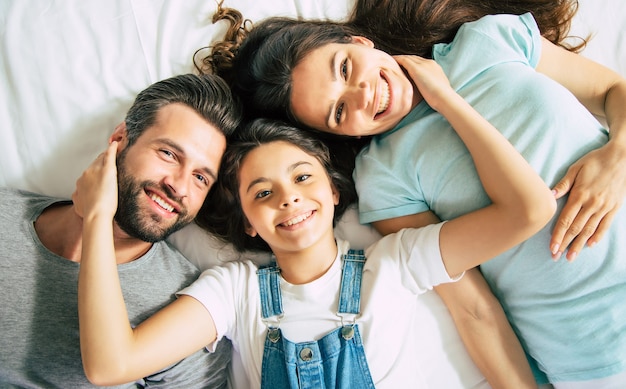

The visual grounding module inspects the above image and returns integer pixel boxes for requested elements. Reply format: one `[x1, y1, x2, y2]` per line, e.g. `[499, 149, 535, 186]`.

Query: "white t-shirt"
[180, 223, 489, 388]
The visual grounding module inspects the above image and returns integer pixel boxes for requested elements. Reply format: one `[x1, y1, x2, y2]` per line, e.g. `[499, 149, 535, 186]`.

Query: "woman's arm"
[537, 37, 626, 260]
[75, 142, 217, 386]
[374, 55, 556, 388]
[395, 55, 555, 275]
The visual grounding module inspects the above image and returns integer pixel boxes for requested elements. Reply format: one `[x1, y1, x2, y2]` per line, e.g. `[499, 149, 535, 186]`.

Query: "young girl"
[75, 62, 554, 388]
[200, 2, 626, 387]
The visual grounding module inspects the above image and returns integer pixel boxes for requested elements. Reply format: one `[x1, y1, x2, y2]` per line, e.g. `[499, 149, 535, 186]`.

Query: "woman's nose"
[348, 80, 372, 110]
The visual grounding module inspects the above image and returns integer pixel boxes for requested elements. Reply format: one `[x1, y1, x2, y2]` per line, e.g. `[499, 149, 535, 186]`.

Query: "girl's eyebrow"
[244, 160, 313, 193]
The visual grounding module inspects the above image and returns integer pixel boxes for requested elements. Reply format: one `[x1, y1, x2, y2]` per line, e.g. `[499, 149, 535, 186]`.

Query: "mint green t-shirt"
[354, 13, 625, 383]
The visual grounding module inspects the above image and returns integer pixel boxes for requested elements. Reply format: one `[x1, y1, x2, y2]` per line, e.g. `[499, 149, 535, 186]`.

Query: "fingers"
[551, 208, 600, 261]
[73, 141, 120, 220]
[550, 192, 613, 261]
[393, 55, 454, 110]
[102, 140, 118, 166]
[551, 175, 572, 200]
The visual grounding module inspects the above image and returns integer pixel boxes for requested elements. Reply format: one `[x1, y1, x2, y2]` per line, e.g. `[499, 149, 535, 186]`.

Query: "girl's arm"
[74, 142, 218, 386]
[375, 216, 538, 389]
[395, 55, 556, 276]
[537, 37, 626, 260]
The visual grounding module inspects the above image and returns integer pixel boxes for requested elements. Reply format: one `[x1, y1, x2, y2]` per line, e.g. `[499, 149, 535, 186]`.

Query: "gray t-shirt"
[0, 188, 232, 388]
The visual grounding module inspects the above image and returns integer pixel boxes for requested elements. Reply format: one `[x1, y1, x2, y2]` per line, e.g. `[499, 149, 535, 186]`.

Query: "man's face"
[113, 103, 227, 242]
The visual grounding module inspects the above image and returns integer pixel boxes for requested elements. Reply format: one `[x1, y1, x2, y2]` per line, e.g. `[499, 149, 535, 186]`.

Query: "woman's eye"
[255, 190, 271, 199]
[335, 104, 344, 124]
[296, 174, 311, 183]
[340, 58, 348, 79]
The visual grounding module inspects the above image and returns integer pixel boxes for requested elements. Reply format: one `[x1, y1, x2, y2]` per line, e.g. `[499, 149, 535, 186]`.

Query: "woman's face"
[238, 140, 339, 255]
[290, 37, 417, 136]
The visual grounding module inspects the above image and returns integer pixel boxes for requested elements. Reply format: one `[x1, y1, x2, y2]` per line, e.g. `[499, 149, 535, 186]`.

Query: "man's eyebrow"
[157, 138, 218, 181]
[326, 52, 339, 129]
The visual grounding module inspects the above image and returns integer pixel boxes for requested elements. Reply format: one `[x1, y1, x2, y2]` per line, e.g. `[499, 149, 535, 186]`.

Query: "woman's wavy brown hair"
[194, 0, 585, 124]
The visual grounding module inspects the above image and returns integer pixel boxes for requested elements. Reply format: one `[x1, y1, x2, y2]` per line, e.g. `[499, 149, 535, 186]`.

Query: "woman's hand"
[72, 141, 119, 221]
[393, 55, 457, 112]
[550, 140, 626, 261]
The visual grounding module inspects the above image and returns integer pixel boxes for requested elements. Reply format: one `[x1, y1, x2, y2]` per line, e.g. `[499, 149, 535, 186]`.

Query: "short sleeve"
[366, 222, 462, 294]
[354, 138, 431, 225]
[433, 13, 542, 89]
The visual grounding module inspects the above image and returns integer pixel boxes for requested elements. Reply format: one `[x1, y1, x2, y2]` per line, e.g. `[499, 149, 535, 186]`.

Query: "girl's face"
[238, 141, 339, 255]
[290, 37, 417, 137]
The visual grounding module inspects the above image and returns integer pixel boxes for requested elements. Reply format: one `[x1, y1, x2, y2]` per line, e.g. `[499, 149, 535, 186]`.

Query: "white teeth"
[281, 211, 312, 227]
[377, 78, 390, 114]
[150, 194, 174, 212]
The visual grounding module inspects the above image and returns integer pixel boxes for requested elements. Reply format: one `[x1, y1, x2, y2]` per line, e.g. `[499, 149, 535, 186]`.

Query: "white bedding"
[1, 0, 624, 386]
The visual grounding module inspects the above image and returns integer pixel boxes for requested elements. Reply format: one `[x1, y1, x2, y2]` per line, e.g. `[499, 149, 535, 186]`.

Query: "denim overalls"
[256, 250, 376, 389]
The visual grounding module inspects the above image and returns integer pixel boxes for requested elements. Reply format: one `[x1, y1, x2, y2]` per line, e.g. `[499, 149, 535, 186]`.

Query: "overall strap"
[337, 249, 366, 315]
[257, 264, 283, 319]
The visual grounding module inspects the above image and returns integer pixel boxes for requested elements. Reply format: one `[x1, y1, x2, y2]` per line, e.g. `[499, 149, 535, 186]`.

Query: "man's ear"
[351, 35, 375, 48]
[109, 122, 129, 151]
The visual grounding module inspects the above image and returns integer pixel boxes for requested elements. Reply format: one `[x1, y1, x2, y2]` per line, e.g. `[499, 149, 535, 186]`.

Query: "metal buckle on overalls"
[263, 314, 284, 343]
[337, 313, 358, 340]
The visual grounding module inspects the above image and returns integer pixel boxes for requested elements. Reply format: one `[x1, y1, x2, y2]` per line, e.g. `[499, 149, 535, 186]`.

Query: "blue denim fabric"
[257, 250, 375, 389]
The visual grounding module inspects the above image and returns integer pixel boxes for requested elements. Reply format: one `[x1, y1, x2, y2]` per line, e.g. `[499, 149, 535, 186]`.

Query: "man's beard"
[114, 152, 194, 243]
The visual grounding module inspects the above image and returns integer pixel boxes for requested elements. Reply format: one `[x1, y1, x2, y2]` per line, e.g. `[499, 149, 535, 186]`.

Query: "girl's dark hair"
[195, 0, 584, 125]
[196, 118, 361, 253]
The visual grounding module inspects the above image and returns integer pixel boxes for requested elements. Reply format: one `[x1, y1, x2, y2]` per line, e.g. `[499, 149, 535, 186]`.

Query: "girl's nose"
[281, 192, 301, 208]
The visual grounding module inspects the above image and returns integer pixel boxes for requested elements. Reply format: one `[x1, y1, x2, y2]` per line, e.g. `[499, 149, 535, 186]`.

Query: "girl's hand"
[550, 140, 626, 261]
[393, 55, 456, 112]
[72, 141, 119, 221]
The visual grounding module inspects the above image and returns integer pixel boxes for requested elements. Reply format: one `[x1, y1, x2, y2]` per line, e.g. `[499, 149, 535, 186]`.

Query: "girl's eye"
[255, 190, 271, 199]
[340, 58, 348, 79]
[296, 174, 311, 183]
[335, 104, 344, 124]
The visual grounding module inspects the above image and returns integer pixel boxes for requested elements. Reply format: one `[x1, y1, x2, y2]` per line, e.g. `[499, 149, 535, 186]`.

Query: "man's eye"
[160, 149, 175, 158]
[335, 104, 344, 124]
[194, 174, 208, 186]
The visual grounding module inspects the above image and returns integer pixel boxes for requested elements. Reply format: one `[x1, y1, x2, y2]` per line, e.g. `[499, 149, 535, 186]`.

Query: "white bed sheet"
[1, 0, 624, 387]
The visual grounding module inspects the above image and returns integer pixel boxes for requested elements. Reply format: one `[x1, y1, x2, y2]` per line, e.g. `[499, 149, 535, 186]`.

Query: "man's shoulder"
[141, 239, 200, 275]
[0, 187, 65, 220]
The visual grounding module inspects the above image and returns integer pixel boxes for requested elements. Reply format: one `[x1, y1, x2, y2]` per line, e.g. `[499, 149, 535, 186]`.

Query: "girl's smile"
[238, 140, 339, 256]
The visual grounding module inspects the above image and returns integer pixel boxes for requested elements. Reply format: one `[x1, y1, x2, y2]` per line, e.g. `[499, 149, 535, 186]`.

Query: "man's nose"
[163, 170, 190, 199]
